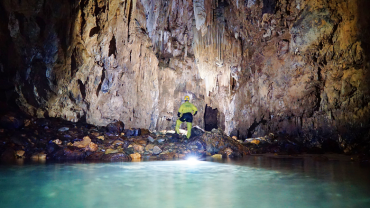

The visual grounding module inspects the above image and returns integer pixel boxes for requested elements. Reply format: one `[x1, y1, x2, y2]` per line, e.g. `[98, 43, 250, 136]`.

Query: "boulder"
[124, 128, 141, 136]
[73, 136, 91, 148]
[190, 126, 205, 138]
[147, 136, 155, 143]
[153, 146, 162, 155]
[130, 153, 141, 160]
[106, 121, 125, 134]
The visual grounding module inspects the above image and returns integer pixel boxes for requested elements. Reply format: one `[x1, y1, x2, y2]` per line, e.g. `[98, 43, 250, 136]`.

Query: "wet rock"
[190, 126, 205, 138]
[211, 154, 223, 159]
[147, 136, 155, 143]
[58, 147, 85, 160]
[187, 140, 205, 151]
[86, 142, 98, 152]
[86, 152, 104, 160]
[125, 129, 141, 136]
[46, 142, 60, 154]
[90, 132, 100, 137]
[159, 152, 177, 160]
[145, 144, 154, 151]
[52, 139, 62, 145]
[130, 153, 141, 160]
[156, 138, 165, 144]
[220, 147, 233, 157]
[31, 153, 47, 161]
[135, 138, 147, 146]
[73, 136, 91, 148]
[112, 140, 124, 146]
[58, 127, 69, 132]
[101, 153, 130, 161]
[106, 121, 125, 134]
[153, 146, 162, 155]
[125, 147, 135, 155]
[15, 150, 25, 158]
[105, 149, 119, 154]
[132, 144, 144, 153]
[24, 119, 31, 127]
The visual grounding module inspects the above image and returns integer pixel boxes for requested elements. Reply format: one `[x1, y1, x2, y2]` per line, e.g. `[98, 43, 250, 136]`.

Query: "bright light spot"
[187, 156, 198, 162]
[185, 156, 200, 165]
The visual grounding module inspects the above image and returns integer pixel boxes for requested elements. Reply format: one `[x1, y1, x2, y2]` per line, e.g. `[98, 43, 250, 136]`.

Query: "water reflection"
[1, 156, 370, 208]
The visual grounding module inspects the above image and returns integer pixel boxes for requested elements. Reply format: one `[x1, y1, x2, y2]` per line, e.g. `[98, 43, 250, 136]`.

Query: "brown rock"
[141, 129, 151, 135]
[86, 142, 98, 152]
[133, 144, 144, 153]
[16, 150, 25, 158]
[135, 138, 148, 146]
[145, 144, 155, 151]
[62, 147, 85, 160]
[53, 139, 62, 145]
[105, 149, 119, 154]
[112, 140, 124, 146]
[90, 132, 100, 137]
[73, 136, 91, 148]
[130, 153, 141, 160]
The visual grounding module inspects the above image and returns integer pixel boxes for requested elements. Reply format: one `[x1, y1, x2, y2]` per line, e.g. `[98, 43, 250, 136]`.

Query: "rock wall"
[0, 0, 369, 149]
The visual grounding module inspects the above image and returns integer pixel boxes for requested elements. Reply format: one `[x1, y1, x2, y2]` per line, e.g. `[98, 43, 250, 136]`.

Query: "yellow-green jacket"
[178, 102, 198, 117]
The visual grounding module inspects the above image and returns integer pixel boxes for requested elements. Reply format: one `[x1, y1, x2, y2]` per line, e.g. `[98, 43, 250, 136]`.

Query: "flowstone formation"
[0, 0, 369, 155]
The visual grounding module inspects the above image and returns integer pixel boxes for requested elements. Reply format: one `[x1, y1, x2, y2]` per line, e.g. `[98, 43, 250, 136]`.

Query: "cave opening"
[204, 104, 218, 131]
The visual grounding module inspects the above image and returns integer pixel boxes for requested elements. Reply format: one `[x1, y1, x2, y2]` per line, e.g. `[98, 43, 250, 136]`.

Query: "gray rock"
[147, 136, 155, 143]
[153, 146, 162, 155]
[58, 127, 69, 132]
[157, 138, 165, 143]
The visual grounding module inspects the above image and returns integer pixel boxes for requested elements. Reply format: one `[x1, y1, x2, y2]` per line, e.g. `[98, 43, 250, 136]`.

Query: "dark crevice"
[109, 35, 117, 57]
[78, 79, 86, 100]
[204, 104, 218, 131]
[96, 68, 106, 96]
[247, 117, 267, 138]
[89, 26, 100, 37]
[262, 0, 277, 14]
[231, 76, 236, 91]
[35, 16, 46, 39]
[127, 0, 133, 41]
[71, 49, 77, 77]
[80, 0, 87, 37]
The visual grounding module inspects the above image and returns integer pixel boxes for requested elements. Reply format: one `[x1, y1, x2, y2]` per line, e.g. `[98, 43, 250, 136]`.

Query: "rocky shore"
[0, 113, 249, 162]
[1, 112, 369, 164]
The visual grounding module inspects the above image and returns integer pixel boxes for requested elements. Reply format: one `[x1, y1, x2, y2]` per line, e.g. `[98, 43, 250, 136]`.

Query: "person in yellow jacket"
[175, 96, 198, 139]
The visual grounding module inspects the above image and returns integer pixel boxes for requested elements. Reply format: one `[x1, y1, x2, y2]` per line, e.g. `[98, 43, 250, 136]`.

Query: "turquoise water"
[1, 156, 370, 208]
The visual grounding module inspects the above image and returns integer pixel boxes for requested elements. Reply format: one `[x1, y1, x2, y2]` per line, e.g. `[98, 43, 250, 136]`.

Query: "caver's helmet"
[184, 96, 190, 101]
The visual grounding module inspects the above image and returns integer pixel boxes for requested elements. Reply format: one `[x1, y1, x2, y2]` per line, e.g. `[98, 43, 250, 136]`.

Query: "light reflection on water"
[1, 156, 370, 208]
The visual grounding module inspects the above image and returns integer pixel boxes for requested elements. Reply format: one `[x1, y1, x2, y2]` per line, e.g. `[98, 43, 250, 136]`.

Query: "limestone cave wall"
[0, 0, 369, 149]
